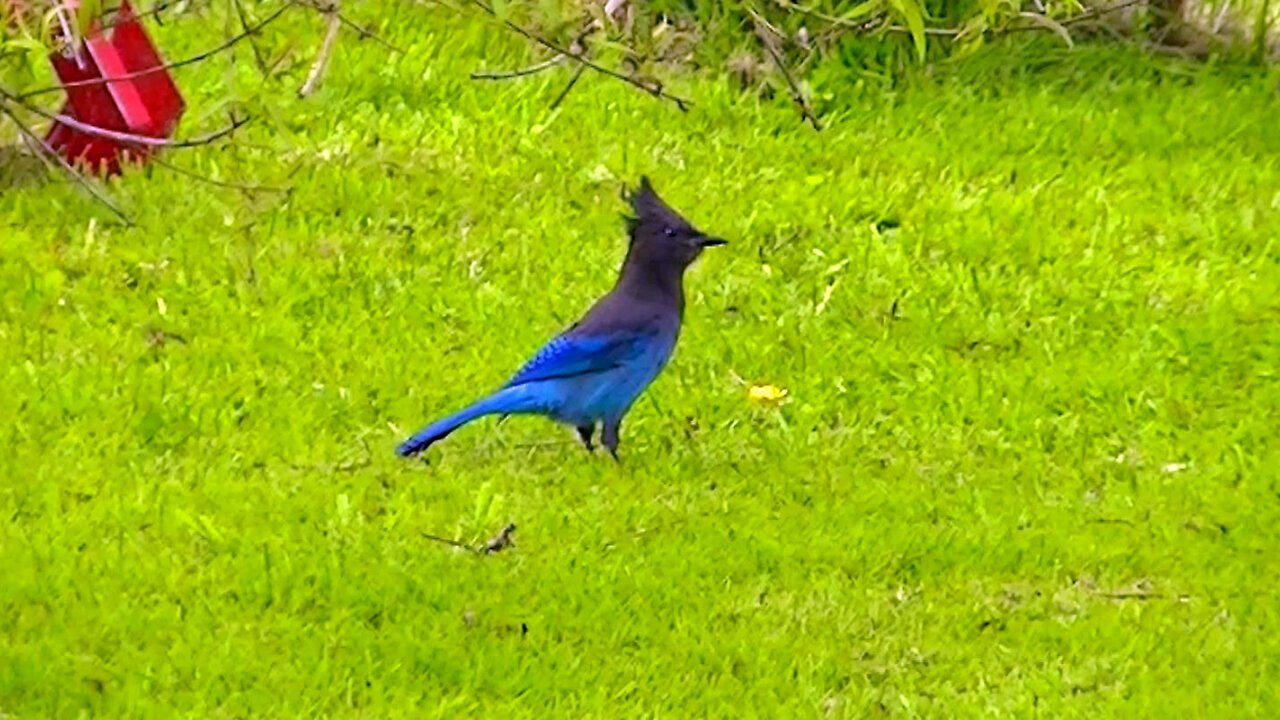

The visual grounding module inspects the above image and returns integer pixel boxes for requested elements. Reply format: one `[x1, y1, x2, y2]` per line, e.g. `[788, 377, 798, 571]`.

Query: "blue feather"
[504, 331, 652, 388]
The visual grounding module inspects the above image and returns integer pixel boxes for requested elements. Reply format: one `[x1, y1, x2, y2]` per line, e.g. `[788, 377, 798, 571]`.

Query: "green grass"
[3, 6, 1280, 716]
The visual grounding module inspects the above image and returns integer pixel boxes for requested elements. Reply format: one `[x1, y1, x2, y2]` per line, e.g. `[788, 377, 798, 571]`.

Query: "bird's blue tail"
[396, 386, 544, 457]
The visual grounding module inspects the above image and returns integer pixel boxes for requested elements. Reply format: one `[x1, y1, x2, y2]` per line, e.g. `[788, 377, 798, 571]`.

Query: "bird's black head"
[624, 176, 727, 268]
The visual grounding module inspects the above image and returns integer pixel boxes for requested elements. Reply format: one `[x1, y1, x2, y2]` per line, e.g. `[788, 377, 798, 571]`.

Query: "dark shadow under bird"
[396, 177, 726, 460]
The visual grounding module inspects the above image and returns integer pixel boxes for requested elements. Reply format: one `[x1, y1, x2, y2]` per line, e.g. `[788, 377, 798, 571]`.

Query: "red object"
[45, 0, 184, 174]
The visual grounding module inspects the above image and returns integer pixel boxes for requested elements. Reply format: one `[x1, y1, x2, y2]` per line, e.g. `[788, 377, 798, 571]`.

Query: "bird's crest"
[622, 176, 692, 239]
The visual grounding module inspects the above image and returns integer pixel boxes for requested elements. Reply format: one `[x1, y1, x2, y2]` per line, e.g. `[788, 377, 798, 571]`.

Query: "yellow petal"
[749, 384, 788, 402]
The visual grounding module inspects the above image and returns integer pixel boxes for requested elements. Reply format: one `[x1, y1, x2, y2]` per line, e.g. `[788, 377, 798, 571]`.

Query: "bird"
[396, 177, 726, 460]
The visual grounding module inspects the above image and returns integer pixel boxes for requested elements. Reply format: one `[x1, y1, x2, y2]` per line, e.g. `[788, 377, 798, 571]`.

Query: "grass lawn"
[3, 5, 1280, 716]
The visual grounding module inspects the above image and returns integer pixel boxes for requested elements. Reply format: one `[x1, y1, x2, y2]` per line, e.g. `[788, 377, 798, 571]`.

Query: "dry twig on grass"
[747, 7, 821, 130]
[296, 1, 403, 97]
[419, 522, 518, 555]
[298, 3, 342, 97]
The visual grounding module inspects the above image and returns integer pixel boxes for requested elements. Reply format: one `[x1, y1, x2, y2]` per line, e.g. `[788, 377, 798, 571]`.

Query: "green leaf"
[887, 0, 927, 61]
[838, 0, 882, 21]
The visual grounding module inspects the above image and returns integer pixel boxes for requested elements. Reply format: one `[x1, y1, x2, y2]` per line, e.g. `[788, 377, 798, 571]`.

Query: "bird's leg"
[576, 424, 595, 452]
[601, 419, 622, 461]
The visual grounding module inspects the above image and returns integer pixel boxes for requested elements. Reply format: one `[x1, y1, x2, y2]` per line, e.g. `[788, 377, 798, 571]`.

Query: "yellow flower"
[749, 384, 788, 403]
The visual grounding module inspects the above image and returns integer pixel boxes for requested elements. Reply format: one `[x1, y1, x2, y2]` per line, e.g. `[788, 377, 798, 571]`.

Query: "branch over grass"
[421, 523, 517, 555]
[0, 87, 249, 147]
[298, 3, 342, 97]
[0, 102, 132, 224]
[471, 53, 566, 79]
[15, 2, 293, 101]
[460, 0, 693, 111]
[748, 7, 821, 130]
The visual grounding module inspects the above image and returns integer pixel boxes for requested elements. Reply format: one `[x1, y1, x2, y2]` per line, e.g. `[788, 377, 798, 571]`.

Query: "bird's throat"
[616, 254, 685, 308]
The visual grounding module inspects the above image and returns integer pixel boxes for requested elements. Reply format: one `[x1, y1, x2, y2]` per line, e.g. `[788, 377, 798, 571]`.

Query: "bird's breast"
[550, 328, 678, 424]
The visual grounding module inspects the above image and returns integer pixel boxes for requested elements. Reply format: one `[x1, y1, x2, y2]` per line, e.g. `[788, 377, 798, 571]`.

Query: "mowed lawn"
[3, 6, 1280, 716]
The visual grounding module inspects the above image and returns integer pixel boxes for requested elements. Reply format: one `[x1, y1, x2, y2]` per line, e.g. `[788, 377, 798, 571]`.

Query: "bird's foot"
[576, 425, 595, 452]
[602, 420, 621, 462]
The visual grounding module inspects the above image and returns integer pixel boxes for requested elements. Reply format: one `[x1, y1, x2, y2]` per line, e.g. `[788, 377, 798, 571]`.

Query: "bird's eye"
[663, 226, 676, 238]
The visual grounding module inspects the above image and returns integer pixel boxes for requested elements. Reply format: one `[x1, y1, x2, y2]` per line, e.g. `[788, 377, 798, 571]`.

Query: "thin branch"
[422, 523, 517, 554]
[1, 89, 250, 147]
[99, 0, 202, 28]
[230, 0, 271, 75]
[293, 0, 404, 53]
[748, 7, 821, 130]
[0, 101, 132, 224]
[1061, 0, 1145, 26]
[1015, 10, 1074, 46]
[298, 6, 342, 97]
[549, 62, 585, 109]
[97, 2, 162, 29]
[421, 531, 481, 553]
[330, 7, 403, 52]
[265, 38, 301, 75]
[150, 156, 291, 194]
[16, 2, 293, 101]
[463, 0, 692, 111]
[472, 53, 566, 79]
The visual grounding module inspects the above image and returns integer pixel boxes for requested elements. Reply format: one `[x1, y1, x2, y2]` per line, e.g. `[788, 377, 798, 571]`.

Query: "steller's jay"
[396, 177, 726, 460]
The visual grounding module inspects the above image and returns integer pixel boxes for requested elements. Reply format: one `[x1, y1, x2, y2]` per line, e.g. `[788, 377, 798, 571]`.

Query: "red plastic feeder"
[44, 0, 184, 174]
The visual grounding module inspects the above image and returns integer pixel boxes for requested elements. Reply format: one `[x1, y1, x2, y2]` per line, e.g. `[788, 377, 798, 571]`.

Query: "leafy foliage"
[1, 0, 104, 88]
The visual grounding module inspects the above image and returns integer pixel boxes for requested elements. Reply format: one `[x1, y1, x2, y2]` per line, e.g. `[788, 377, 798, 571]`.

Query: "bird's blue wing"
[504, 330, 651, 388]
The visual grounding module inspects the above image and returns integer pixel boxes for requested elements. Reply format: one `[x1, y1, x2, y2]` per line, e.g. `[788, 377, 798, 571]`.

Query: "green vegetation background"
[3, 4, 1280, 716]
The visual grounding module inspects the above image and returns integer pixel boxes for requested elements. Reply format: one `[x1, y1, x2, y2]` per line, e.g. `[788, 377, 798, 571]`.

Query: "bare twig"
[299, 5, 342, 97]
[0, 102, 132, 224]
[1088, 517, 1137, 526]
[549, 62, 586, 109]
[0, 89, 250, 147]
[331, 8, 403, 52]
[16, 2, 293, 101]
[1061, 0, 1146, 26]
[150, 156, 291, 194]
[297, 0, 404, 52]
[265, 38, 301, 75]
[748, 7, 821, 130]
[463, 0, 692, 110]
[421, 531, 480, 553]
[230, 0, 271, 75]
[420, 522, 517, 555]
[1015, 10, 1074, 46]
[472, 53, 566, 79]
[100, 0, 188, 30]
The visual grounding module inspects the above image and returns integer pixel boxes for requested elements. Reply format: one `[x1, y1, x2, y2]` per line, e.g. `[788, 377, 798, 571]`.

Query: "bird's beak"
[698, 236, 728, 248]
